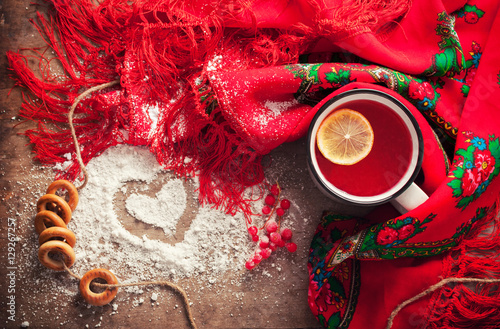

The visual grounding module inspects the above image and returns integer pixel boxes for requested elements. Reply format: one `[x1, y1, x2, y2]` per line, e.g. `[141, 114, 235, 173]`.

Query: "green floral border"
[448, 133, 500, 210]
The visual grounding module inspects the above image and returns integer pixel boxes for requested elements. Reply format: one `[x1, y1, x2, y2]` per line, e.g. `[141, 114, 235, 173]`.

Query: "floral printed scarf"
[7, 0, 500, 327]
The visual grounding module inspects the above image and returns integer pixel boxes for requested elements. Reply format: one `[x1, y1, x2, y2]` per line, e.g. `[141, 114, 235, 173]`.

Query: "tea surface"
[316, 100, 413, 197]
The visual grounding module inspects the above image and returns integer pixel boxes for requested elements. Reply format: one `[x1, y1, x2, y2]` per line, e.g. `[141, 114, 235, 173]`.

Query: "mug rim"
[307, 88, 424, 206]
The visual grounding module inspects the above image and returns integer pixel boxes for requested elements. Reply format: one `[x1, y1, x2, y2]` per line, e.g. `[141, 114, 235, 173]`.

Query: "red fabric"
[7, 0, 500, 327]
[5, 0, 418, 218]
[304, 0, 500, 328]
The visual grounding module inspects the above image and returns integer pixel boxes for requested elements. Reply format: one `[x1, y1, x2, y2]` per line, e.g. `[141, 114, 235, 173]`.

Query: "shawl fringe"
[426, 199, 500, 328]
[8, 0, 411, 219]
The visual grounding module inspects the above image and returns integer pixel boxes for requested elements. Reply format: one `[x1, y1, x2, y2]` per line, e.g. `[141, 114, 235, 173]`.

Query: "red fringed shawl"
[7, 0, 417, 217]
[7, 0, 500, 328]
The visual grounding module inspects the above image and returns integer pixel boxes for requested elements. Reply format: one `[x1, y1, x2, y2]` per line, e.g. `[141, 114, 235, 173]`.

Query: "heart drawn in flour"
[81, 145, 250, 277]
[125, 179, 187, 237]
[114, 173, 199, 244]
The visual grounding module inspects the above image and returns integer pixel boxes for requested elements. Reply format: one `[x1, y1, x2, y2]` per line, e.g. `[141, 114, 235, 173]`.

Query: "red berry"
[269, 242, 278, 252]
[245, 260, 256, 270]
[265, 221, 278, 233]
[248, 226, 258, 236]
[259, 248, 272, 259]
[270, 184, 280, 196]
[280, 199, 290, 210]
[281, 228, 292, 241]
[252, 234, 259, 242]
[270, 232, 282, 244]
[265, 194, 276, 206]
[259, 236, 270, 248]
[277, 239, 286, 248]
[276, 208, 285, 216]
[286, 242, 297, 253]
[253, 253, 263, 264]
[262, 205, 271, 215]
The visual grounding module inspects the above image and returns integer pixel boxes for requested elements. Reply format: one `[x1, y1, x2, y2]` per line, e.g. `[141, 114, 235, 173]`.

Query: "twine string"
[68, 80, 120, 190]
[66, 81, 197, 329]
[62, 263, 197, 329]
[386, 277, 500, 329]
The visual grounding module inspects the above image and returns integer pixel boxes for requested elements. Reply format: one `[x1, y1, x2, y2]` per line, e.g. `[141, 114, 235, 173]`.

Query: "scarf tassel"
[426, 200, 500, 328]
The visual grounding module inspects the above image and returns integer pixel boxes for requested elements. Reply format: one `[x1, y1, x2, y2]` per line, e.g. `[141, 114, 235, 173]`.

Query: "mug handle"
[390, 183, 429, 214]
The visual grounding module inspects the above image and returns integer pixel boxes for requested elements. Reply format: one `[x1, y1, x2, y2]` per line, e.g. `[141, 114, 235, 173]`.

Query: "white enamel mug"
[307, 89, 428, 214]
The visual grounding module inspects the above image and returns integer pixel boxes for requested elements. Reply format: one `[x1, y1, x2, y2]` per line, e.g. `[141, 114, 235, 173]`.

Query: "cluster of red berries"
[245, 183, 297, 270]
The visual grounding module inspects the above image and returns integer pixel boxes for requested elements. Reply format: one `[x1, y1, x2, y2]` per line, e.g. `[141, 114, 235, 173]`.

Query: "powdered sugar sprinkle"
[70, 144, 252, 282]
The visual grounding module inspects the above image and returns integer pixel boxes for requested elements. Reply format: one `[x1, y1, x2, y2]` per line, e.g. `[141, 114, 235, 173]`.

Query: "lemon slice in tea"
[316, 109, 374, 165]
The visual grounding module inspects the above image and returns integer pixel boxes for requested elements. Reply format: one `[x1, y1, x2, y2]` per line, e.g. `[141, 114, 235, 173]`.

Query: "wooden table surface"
[0, 2, 367, 328]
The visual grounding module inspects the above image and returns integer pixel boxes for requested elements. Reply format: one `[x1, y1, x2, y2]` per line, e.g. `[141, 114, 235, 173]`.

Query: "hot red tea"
[315, 99, 413, 197]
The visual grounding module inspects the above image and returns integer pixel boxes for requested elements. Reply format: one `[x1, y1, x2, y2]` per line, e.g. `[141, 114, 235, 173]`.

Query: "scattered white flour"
[255, 98, 300, 126]
[144, 102, 160, 132]
[207, 54, 223, 72]
[52, 152, 73, 172]
[264, 99, 299, 117]
[69, 144, 252, 282]
[151, 292, 158, 302]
